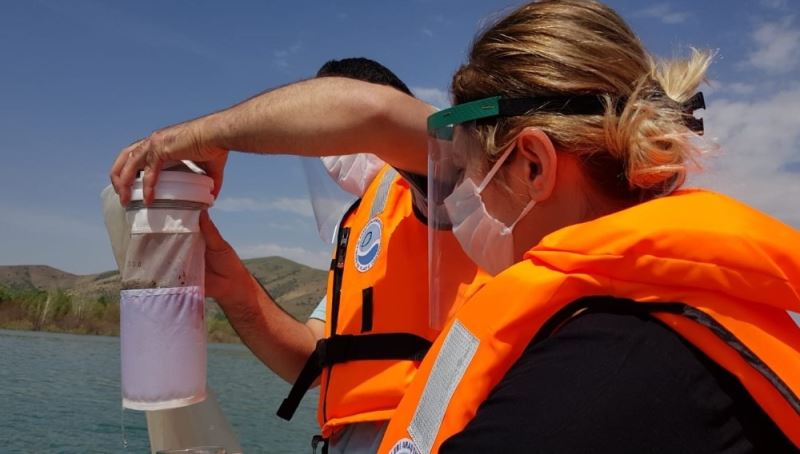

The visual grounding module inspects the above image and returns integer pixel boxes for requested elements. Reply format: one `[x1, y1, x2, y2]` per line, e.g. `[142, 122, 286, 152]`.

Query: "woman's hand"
[110, 118, 228, 206]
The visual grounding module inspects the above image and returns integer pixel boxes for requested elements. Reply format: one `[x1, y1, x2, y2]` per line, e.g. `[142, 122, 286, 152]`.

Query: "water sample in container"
[120, 167, 214, 410]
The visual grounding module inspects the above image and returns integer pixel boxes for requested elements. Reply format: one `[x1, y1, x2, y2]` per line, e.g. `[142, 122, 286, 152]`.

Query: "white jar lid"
[130, 171, 215, 205]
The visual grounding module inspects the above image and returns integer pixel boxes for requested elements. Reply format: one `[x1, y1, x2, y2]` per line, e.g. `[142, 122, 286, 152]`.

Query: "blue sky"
[1, 0, 798, 274]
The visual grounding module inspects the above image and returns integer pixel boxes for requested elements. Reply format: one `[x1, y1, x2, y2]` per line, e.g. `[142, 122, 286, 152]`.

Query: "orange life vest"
[380, 189, 800, 453]
[278, 166, 486, 438]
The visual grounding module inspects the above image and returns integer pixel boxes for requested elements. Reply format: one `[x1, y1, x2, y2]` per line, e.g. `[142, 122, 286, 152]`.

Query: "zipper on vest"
[324, 226, 349, 422]
[323, 199, 359, 423]
[329, 226, 349, 336]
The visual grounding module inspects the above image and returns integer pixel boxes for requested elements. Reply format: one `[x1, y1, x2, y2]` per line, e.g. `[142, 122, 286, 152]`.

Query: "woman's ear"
[514, 127, 557, 202]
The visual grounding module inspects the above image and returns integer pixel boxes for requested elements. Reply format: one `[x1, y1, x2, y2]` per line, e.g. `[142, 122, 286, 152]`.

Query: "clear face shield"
[426, 98, 509, 329]
[426, 91, 706, 328]
[301, 154, 388, 244]
[300, 157, 359, 244]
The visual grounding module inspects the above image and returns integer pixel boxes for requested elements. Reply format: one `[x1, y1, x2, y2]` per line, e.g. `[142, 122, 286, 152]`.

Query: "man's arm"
[111, 77, 431, 205]
[210, 77, 430, 170]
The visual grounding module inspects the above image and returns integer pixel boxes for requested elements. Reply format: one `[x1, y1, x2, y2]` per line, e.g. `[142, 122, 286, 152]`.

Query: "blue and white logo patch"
[355, 218, 382, 272]
[389, 438, 420, 454]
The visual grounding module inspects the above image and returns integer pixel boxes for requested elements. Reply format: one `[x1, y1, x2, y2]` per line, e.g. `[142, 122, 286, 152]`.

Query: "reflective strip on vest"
[370, 168, 398, 220]
[408, 320, 479, 454]
[790, 311, 800, 330]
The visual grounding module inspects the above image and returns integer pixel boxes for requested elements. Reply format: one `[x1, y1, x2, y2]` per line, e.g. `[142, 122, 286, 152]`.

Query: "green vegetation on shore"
[0, 284, 242, 342]
[0, 257, 327, 343]
[0, 285, 121, 335]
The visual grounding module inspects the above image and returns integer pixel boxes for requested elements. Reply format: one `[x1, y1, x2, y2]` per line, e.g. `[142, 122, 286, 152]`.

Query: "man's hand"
[198, 210, 321, 383]
[110, 118, 228, 206]
[199, 210, 250, 304]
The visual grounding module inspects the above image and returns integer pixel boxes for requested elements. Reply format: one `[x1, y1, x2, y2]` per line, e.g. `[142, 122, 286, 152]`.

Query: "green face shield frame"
[427, 91, 706, 140]
[427, 94, 620, 141]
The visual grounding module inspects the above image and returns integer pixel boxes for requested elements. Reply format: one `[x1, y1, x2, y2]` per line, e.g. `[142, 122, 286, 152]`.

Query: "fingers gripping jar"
[120, 169, 214, 410]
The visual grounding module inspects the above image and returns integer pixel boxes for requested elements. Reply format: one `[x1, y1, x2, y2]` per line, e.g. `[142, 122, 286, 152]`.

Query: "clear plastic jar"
[120, 169, 214, 410]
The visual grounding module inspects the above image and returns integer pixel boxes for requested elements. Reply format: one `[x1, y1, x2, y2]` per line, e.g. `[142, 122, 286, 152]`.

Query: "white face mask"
[443, 144, 536, 276]
[320, 153, 386, 197]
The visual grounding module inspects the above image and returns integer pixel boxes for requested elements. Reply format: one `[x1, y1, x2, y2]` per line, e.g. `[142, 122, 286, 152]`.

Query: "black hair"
[316, 57, 413, 97]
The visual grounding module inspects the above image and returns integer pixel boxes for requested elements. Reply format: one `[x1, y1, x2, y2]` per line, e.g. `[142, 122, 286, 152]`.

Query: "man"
[110, 59, 483, 453]
[298, 57, 424, 348]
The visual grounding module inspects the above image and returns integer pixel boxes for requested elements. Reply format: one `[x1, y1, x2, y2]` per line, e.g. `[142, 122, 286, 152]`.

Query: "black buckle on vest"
[311, 435, 328, 454]
[276, 333, 432, 421]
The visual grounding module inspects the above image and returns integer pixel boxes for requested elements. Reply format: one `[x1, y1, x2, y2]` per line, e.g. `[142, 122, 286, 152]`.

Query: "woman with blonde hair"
[379, 1, 800, 452]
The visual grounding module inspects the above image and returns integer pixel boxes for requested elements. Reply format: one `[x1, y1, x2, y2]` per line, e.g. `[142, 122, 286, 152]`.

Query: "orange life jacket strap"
[277, 333, 432, 421]
[676, 307, 800, 416]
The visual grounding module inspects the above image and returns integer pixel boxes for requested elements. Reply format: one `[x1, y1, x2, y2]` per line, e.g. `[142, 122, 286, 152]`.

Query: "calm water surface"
[1, 329, 318, 453]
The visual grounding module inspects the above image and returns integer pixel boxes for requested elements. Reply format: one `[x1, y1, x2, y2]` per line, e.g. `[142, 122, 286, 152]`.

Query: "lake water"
[1, 329, 319, 453]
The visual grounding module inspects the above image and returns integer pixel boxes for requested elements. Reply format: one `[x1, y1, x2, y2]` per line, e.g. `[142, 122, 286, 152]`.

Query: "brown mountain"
[0, 257, 327, 321]
[0, 265, 83, 290]
[240, 256, 327, 320]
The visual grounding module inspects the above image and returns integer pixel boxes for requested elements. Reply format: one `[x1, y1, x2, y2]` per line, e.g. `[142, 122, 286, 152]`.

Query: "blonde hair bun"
[453, 0, 713, 200]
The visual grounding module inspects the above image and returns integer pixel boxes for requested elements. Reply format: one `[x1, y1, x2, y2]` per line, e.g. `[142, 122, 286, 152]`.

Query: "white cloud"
[696, 18, 800, 230]
[0, 204, 115, 274]
[235, 242, 329, 269]
[411, 86, 450, 109]
[215, 196, 313, 217]
[0, 205, 106, 240]
[761, 0, 787, 9]
[689, 84, 800, 228]
[747, 18, 800, 74]
[635, 4, 692, 24]
[40, 2, 219, 62]
[266, 220, 306, 231]
[272, 41, 303, 69]
[421, 28, 434, 38]
[704, 80, 756, 96]
[431, 14, 451, 25]
[725, 82, 757, 95]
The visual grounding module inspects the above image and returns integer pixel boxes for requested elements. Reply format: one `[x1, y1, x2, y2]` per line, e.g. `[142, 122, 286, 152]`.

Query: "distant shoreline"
[0, 318, 243, 343]
[0, 258, 326, 342]
[0, 325, 243, 345]
[0, 285, 244, 343]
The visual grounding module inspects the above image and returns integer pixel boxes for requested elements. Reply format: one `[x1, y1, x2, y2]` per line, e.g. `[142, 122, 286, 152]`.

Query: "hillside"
[0, 265, 82, 291]
[240, 256, 327, 320]
[0, 257, 327, 341]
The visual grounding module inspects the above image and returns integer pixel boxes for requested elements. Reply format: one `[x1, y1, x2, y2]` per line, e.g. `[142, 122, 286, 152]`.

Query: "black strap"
[277, 345, 325, 421]
[684, 91, 706, 112]
[311, 435, 328, 454]
[499, 95, 607, 117]
[531, 295, 684, 345]
[361, 287, 374, 333]
[328, 200, 360, 336]
[277, 333, 432, 421]
[496, 91, 706, 134]
[682, 91, 706, 134]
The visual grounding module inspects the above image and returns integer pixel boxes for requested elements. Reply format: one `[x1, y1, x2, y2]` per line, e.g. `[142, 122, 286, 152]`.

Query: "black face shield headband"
[428, 91, 706, 140]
